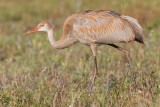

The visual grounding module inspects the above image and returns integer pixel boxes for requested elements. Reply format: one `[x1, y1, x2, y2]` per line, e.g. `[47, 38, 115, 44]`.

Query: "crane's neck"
[47, 29, 56, 46]
[47, 28, 77, 49]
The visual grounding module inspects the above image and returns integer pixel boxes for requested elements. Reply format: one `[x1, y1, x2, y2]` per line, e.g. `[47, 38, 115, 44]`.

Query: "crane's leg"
[89, 45, 98, 94]
[108, 44, 136, 89]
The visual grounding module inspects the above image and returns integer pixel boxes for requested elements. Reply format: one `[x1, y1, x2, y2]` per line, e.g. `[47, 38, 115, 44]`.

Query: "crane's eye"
[38, 24, 44, 27]
[40, 24, 44, 27]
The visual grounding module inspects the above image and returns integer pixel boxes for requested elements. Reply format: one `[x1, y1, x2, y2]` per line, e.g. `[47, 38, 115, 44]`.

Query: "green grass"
[0, 0, 160, 106]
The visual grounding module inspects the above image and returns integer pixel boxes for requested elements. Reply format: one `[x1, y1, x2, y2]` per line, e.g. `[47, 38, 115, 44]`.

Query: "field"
[0, 0, 160, 106]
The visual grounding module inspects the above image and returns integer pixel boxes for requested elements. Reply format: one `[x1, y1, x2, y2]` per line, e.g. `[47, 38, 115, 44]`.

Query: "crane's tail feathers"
[121, 15, 144, 44]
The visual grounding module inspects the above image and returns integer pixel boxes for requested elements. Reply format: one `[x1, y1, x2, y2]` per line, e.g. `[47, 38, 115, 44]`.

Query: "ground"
[0, 0, 160, 106]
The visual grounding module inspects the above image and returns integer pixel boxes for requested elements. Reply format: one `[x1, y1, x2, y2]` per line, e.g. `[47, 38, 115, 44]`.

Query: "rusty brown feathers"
[60, 10, 144, 45]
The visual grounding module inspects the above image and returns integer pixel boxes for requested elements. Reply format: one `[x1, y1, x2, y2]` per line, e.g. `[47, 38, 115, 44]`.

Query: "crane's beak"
[24, 26, 39, 35]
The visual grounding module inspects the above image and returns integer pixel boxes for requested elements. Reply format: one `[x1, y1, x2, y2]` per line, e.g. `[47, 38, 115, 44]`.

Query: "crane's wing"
[73, 10, 144, 44]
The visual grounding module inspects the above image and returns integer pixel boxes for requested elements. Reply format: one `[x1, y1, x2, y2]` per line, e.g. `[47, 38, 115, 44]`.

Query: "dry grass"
[0, 0, 160, 106]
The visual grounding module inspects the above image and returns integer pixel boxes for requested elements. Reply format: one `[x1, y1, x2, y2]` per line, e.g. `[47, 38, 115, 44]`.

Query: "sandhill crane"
[24, 10, 144, 92]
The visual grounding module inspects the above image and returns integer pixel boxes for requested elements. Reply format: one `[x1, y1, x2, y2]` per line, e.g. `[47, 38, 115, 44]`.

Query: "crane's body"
[58, 10, 143, 46]
[25, 10, 144, 93]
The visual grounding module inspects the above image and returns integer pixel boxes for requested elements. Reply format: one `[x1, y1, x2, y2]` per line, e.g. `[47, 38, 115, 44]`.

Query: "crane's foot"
[125, 51, 137, 91]
[89, 74, 96, 96]
[108, 44, 137, 91]
[131, 72, 137, 91]
[89, 57, 98, 96]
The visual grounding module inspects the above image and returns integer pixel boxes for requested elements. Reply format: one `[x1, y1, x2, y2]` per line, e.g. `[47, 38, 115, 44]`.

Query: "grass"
[0, 0, 160, 106]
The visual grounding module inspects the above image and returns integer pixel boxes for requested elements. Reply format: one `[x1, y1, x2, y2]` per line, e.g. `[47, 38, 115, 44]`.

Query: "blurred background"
[0, 0, 160, 106]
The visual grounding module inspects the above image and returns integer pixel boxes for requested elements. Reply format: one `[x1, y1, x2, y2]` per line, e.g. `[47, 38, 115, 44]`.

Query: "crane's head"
[24, 21, 52, 35]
